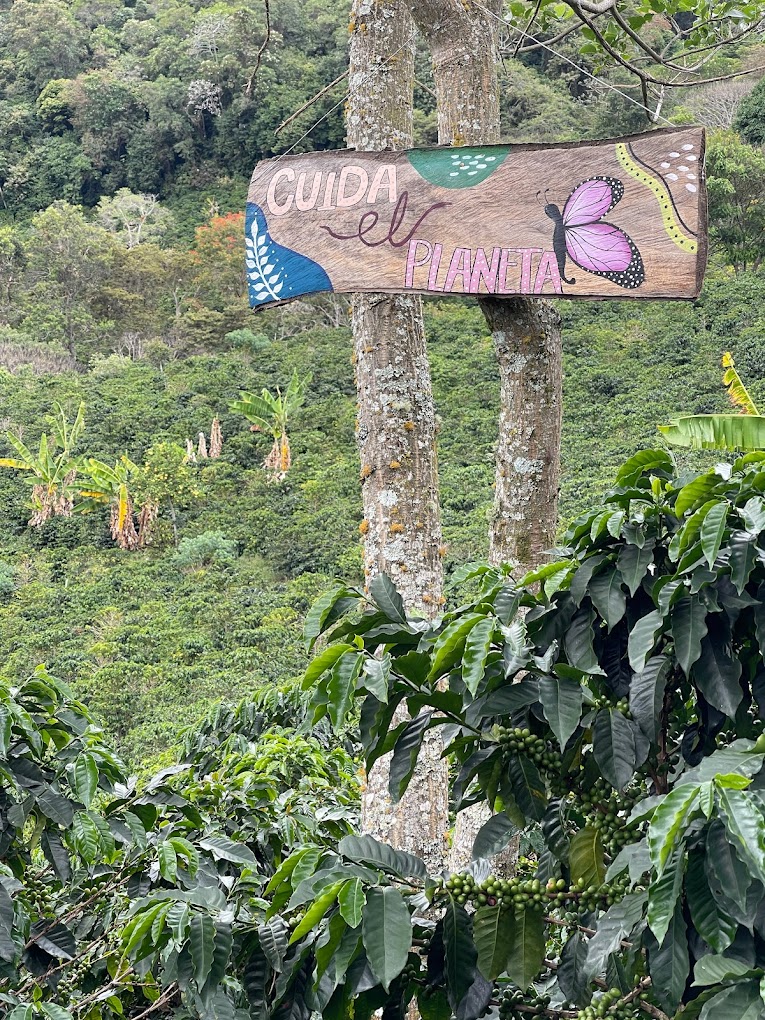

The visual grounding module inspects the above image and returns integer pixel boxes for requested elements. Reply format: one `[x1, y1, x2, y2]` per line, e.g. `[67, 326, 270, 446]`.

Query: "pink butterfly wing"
[565, 222, 633, 274]
[562, 178, 619, 227]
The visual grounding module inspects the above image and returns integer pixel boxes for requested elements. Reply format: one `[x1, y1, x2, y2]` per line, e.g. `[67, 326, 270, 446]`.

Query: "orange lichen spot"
[364, 346, 374, 353]
[359, 519, 369, 535]
[438, 596, 446, 605]
[389, 460, 401, 469]
[403, 421, 415, 431]
[390, 522, 404, 534]
[438, 545, 448, 557]
[414, 520, 423, 529]
[360, 464, 373, 479]
[422, 593, 433, 604]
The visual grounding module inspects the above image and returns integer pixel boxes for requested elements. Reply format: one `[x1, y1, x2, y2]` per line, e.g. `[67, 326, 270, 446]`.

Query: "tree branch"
[130, 984, 179, 1019]
[570, 3, 659, 87]
[513, 19, 590, 54]
[245, 0, 271, 96]
[513, 0, 543, 56]
[574, 0, 615, 12]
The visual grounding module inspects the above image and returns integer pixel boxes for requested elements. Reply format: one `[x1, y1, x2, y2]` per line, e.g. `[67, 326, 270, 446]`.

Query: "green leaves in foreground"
[474, 905, 515, 981]
[362, 887, 412, 991]
[444, 899, 478, 1008]
[284, 448, 765, 1020]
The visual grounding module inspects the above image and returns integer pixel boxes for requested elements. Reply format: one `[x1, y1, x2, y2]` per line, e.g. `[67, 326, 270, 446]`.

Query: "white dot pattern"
[447, 152, 498, 179]
[660, 143, 700, 198]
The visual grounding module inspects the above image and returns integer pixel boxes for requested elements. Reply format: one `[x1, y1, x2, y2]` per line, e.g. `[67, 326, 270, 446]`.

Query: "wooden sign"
[246, 126, 705, 307]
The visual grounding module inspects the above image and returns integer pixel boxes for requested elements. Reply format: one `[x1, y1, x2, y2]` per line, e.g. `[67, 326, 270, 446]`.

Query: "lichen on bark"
[348, 0, 449, 874]
[408, 0, 563, 869]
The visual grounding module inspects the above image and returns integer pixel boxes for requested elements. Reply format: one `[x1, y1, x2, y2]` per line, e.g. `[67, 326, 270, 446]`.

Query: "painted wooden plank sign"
[245, 126, 705, 307]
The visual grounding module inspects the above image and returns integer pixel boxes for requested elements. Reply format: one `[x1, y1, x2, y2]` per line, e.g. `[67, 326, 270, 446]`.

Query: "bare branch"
[665, 62, 765, 89]
[130, 985, 180, 1020]
[684, 78, 754, 128]
[245, 0, 271, 96]
[612, 7, 679, 67]
[513, 0, 543, 56]
[661, 19, 765, 66]
[415, 77, 438, 99]
[514, 20, 588, 53]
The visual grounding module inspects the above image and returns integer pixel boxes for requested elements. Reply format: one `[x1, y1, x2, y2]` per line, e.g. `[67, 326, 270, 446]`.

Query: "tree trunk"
[348, 0, 449, 874]
[482, 297, 562, 570]
[409, 0, 563, 869]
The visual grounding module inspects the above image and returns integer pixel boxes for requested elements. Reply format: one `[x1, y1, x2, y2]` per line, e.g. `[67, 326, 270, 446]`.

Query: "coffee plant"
[262, 448, 765, 1020]
[0, 671, 357, 1018]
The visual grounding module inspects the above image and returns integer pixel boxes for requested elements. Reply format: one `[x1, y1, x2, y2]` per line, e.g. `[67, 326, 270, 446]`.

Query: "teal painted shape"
[407, 146, 511, 189]
[245, 202, 332, 307]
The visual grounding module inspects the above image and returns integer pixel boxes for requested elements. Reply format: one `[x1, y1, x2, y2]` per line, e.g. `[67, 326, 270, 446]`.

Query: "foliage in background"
[0, 406, 182, 550]
[0, 284, 760, 764]
[734, 75, 765, 146]
[6, 447, 765, 1017]
[1, 0, 724, 230]
[706, 132, 765, 274]
[230, 371, 310, 481]
[0, 403, 85, 526]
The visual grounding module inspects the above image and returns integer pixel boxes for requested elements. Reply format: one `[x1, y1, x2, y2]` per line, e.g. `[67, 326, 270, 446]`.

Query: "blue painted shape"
[245, 202, 333, 307]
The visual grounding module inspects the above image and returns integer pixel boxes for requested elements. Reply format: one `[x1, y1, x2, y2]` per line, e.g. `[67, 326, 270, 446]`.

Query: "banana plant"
[78, 455, 156, 550]
[660, 352, 765, 450]
[0, 402, 85, 524]
[230, 370, 310, 479]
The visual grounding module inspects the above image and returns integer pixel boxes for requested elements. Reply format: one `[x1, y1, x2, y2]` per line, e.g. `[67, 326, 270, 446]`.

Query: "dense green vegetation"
[6, 448, 765, 1020]
[0, 282, 762, 764]
[0, 0, 705, 227]
[0, 665, 358, 1018]
[291, 447, 765, 1020]
[4, 0, 765, 1017]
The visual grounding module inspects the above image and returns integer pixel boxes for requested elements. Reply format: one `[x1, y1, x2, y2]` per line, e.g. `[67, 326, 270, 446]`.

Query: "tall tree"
[409, 0, 563, 577]
[408, 0, 562, 867]
[347, 0, 449, 873]
[21, 202, 116, 360]
[346, 0, 761, 874]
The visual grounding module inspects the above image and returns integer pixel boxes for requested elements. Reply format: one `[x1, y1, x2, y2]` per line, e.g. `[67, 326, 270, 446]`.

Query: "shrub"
[0, 561, 16, 598]
[280, 447, 765, 1020]
[173, 529, 238, 569]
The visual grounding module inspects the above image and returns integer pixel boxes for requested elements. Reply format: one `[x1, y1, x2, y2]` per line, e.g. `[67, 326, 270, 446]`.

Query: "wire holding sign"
[245, 126, 706, 307]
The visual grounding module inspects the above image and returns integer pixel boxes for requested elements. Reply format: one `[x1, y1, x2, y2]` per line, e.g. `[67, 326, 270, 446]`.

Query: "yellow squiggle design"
[615, 142, 697, 254]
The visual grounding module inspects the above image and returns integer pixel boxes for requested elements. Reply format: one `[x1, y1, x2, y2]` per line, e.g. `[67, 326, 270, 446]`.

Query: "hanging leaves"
[569, 827, 606, 888]
[539, 675, 583, 750]
[505, 909, 545, 990]
[474, 905, 514, 981]
[362, 887, 412, 992]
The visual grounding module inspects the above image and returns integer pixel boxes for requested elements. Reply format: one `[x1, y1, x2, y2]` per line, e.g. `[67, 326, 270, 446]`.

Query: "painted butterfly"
[542, 176, 645, 290]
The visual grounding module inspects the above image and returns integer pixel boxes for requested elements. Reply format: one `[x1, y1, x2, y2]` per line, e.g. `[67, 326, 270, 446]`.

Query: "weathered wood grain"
[246, 126, 706, 306]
